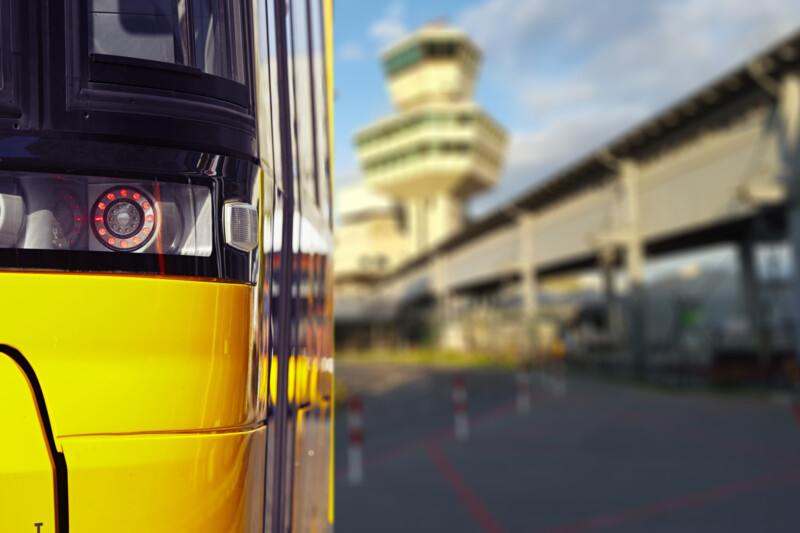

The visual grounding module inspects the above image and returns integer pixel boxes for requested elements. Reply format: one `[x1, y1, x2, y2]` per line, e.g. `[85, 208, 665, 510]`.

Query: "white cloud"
[459, 0, 800, 118]
[369, 2, 408, 48]
[334, 0, 800, 216]
[339, 42, 364, 62]
[522, 82, 597, 116]
[507, 105, 644, 172]
[455, 0, 800, 215]
[470, 104, 647, 215]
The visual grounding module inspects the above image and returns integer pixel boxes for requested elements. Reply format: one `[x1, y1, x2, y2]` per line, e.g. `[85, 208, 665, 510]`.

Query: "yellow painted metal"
[323, 0, 335, 523]
[288, 355, 296, 403]
[260, 352, 270, 406]
[0, 272, 256, 437]
[254, 165, 268, 420]
[309, 357, 319, 405]
[270, 354, 279, 406]
[61, 426, 266, 533]
[296, 355, 309, 406]
[328, 370, 335, 524]
[0, 356, 56, 532]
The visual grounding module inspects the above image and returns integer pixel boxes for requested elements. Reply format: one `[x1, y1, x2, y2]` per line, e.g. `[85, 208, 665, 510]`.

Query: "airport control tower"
[355, 24, 508, 254]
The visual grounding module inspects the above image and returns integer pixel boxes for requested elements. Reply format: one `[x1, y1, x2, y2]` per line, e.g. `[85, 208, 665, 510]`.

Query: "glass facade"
[383, 38, 481, 76]
[356, 111, 479, 148]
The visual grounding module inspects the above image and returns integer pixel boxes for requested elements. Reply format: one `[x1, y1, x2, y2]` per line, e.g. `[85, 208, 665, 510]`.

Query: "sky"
[333, 0, 800, 218]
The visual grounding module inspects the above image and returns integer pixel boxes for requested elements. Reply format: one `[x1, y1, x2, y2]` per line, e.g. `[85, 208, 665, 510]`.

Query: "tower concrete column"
[431, 194, 464, 246]
[778, 74, 800, 364]
[433, 255, 455, 349]
[406, 197, 428, 255]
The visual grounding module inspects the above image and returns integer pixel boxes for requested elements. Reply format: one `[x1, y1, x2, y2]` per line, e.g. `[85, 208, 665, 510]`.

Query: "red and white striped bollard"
[452, 374, 469, 441]
[347, 394, 364, 484]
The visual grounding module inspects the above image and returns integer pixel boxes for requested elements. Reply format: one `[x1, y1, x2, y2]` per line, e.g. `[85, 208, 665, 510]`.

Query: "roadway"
[334, 361, 800, 533]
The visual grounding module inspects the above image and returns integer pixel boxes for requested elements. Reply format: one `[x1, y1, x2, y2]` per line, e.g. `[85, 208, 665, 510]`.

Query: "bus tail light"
[0, 174, 213, 257]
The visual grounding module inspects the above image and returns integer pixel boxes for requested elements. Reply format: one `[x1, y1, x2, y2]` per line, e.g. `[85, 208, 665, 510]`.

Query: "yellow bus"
[0, 1, 334, 531]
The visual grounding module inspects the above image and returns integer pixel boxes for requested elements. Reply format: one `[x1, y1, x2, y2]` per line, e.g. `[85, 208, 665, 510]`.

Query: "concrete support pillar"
[789, 211, 800, 365]
[779, 74, 800, 364]
[619, 160, 646, 373]
[518, 214, 538, 358]
[600, 246, 622, 341]
[738, 238, 768, 364]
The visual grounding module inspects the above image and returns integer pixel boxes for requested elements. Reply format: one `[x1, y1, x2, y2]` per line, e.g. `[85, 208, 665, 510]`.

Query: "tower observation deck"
[355, 24, 508, 254]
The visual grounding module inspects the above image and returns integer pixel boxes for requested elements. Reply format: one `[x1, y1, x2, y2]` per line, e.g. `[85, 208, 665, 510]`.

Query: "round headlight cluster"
[91, 186, 156, 251]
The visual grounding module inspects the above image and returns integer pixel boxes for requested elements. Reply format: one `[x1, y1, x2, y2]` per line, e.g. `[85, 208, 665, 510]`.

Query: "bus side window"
[87, 0, 246, 82]
[288, 0, 318, 210]
[0, 0, 7, 96]
[88, 0, 179, 65]
[309, 0, 332, 223]
[0, 0, 23, 120]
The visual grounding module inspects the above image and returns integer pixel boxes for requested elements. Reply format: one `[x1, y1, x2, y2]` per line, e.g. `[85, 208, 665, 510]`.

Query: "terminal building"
[335, 25, 800, 374]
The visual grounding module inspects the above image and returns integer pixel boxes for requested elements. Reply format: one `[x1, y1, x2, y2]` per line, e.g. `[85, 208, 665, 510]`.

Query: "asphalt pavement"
[334, 361, 800, 533]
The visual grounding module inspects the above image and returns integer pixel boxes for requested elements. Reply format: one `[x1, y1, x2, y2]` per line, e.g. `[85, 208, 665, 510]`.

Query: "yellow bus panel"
[0, 356, 57, 532]
[0, 272, 257, 437]
[61, 427, 266, 532]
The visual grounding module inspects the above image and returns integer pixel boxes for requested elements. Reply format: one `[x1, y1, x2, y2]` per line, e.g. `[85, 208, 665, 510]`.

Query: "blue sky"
[333, 0, 800, 217]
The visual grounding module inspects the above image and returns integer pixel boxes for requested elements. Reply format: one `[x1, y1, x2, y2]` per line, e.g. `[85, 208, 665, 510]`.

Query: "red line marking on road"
[335, 425, 449, 481]
[528, 467, 800, 533]
[427, 440, 508, 533]
[336, 398, 526, 479]
[566, 393, 800, 466]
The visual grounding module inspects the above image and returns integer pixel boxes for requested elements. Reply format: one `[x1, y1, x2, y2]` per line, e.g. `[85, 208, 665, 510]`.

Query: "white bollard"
[347, 394, 364, 484]
[516, 368, 531, 414]
[452, 374, 470, 441]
